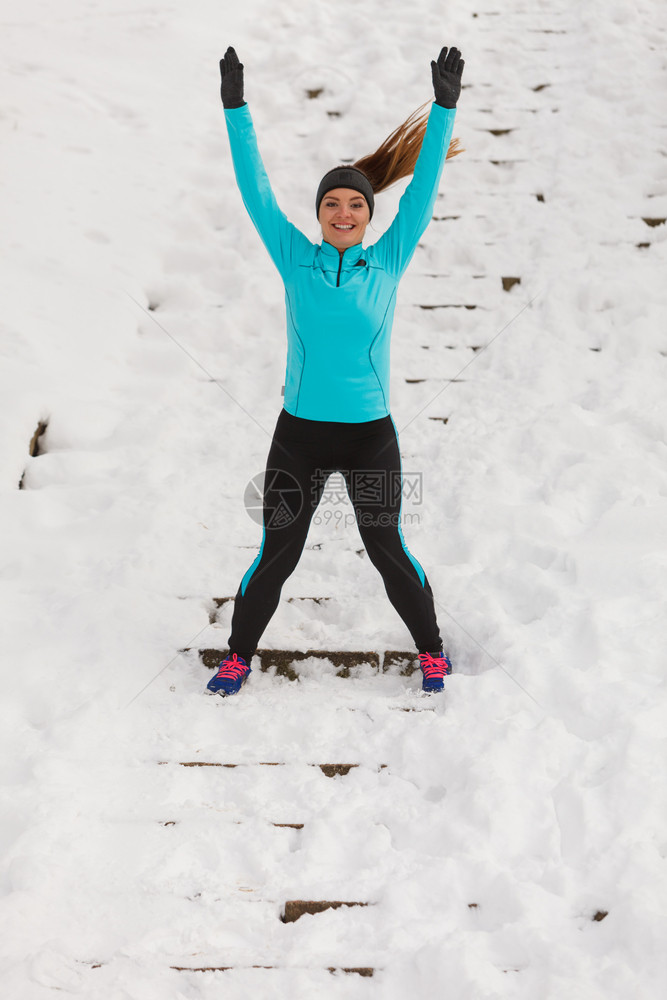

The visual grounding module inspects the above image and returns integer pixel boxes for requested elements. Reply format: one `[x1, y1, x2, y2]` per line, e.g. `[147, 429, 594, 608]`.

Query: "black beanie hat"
[316, 166, 375, 220]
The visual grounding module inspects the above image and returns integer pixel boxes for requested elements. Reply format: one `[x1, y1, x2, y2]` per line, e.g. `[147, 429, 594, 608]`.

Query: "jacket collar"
[320, 240, 366, 265]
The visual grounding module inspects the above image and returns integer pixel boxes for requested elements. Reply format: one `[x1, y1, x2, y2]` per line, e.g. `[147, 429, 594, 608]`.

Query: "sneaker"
[206, 653, 251, 696]
[418, 651, 452, 693]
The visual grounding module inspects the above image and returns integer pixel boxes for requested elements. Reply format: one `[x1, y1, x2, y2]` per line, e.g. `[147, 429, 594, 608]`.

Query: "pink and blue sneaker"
[418, 651, 453, 693]
[206, 653, 251, 696]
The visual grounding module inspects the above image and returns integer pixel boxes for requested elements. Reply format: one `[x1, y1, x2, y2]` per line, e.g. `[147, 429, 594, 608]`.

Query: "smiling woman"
[318, 189, 371, 252]
[210, 45, 465, 698]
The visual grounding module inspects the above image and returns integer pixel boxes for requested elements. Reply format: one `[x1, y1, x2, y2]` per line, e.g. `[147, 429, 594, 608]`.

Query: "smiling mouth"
[333, 224, 354, 230]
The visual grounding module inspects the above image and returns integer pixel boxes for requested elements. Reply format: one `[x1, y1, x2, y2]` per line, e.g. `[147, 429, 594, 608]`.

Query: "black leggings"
[228, 408, 442, 661]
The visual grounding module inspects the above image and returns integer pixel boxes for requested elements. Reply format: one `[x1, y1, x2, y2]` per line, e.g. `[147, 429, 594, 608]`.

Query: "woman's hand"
[220, 46, 245, 109]
[431, 46, 464, 108]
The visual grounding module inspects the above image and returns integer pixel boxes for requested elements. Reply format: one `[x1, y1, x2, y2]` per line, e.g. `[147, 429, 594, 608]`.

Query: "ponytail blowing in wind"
[314, 47, 464, 213]
[314, 101, 464, 220]
[353, 100, 464, 197]
[350, 47, 465, 198]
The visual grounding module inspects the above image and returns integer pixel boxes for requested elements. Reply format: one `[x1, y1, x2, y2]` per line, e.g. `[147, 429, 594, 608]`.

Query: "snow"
[1, 0, 667, 996]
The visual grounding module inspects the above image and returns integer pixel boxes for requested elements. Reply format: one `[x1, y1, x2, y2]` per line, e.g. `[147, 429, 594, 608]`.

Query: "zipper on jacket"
[336, 253, 343, 287]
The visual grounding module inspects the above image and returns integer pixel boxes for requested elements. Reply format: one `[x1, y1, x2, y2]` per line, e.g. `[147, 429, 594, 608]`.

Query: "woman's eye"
[326, 203, 364, 210]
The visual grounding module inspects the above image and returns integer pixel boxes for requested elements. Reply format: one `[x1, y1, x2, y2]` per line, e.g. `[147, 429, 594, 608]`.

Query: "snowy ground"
[2, 0, 667, 997]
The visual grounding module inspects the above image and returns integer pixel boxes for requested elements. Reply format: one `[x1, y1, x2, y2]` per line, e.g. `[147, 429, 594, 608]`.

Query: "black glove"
[431, 46, 464, 109]
[220, 46, 245, 109]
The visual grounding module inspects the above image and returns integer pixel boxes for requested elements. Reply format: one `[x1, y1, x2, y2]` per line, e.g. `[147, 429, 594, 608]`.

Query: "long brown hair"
[352, 101, 464, 195]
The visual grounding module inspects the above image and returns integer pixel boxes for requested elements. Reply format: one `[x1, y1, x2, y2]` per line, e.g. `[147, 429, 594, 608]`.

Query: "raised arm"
[373, 46, 464, 279]
[220, 47, 312, 278]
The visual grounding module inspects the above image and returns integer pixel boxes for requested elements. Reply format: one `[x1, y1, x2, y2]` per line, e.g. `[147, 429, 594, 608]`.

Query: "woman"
[208, 44, 465, 696]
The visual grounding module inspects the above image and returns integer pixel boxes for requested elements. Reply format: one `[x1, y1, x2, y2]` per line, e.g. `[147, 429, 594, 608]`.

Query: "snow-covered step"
[169, 964, 375, 976]
[210, 595, 334, 617]
[195, 646, 420, 678]
[81, 956, 377, 980]
[436, 191, 549, 213]
[282, 899, 370, 923]
[402, 272, 522, 308]
[16, 418, 48, 489]
[165, 762, 381, 777]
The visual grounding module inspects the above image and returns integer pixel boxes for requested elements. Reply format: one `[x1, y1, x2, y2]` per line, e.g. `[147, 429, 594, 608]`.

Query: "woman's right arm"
[221, 48, 312, 278]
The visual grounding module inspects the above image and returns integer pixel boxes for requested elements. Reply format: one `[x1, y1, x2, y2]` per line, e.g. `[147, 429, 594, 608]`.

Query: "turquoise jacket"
[224, 102, 456, 422]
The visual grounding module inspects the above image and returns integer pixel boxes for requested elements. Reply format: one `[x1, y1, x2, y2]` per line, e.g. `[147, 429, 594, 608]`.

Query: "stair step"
[170, 965, 375, 976]
[211, 596, 332, 607]
[282, 899, 370, 923]
[160, 762, 386, 777]
[158, 819, 305, 829]
[193, 647, 420, 677]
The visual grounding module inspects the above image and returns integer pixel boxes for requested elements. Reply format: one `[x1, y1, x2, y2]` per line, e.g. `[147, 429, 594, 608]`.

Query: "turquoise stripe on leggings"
[240, 528, 266, 596]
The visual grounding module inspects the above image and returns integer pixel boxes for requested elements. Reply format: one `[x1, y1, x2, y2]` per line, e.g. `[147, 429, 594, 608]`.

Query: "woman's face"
[318, 188, 370, 252]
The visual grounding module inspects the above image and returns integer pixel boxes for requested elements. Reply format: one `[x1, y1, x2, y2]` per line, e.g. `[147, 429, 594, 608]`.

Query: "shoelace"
[214, 653, 247, 680]
[418, 651, 452, 679]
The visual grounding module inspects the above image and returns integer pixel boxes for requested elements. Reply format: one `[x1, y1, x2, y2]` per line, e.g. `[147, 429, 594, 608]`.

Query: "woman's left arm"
[373, 46, 464, 279]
